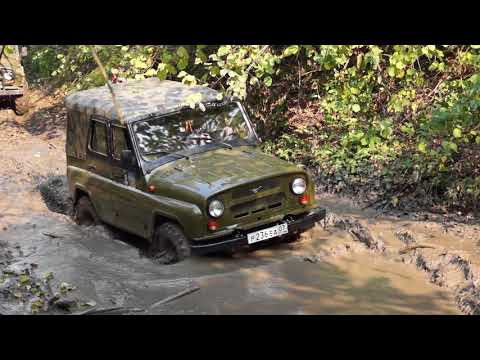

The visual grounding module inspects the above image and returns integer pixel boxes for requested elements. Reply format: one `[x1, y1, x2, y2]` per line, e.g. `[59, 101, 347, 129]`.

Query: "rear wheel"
[148, 222, 191, 265]
[74, 196, 100, 226]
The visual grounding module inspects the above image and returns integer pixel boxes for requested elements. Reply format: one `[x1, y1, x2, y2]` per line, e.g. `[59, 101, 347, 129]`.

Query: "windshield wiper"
[143, 150, 190, 160]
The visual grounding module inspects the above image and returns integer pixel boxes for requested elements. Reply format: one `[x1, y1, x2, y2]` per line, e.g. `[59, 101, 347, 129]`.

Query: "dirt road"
[1, 97, 478, 314]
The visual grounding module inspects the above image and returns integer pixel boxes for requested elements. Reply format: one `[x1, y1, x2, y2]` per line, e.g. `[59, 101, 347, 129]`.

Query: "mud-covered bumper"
[190, 207, 326, 255]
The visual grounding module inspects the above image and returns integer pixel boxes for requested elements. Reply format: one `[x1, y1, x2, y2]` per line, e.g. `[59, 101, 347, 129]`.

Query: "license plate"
[247, 223, 288, 245]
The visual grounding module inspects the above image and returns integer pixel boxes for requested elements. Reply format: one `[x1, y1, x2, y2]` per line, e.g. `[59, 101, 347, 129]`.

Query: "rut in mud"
[322, 211, 480, 315]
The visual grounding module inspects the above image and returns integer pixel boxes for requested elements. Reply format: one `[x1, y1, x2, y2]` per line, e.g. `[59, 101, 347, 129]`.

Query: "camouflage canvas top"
[64, 78, 220, 124]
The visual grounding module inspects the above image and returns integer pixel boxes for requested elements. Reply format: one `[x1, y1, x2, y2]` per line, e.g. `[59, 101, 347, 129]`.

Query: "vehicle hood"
[147, 147, 305, 200]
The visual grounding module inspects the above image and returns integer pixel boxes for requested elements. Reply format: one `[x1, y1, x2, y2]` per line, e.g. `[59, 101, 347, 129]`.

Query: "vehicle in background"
[0, 45, 29, 115]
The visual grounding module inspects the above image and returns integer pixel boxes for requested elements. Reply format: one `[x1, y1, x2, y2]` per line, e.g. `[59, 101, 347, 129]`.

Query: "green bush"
[25, 45, 480, 212]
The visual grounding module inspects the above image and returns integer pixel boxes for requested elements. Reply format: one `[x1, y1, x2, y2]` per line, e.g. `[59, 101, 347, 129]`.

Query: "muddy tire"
[74, 196, 100, 226]
[13, 95, 30, 116]
[148, 222, 191, 265]
[284, 233, 302, 243]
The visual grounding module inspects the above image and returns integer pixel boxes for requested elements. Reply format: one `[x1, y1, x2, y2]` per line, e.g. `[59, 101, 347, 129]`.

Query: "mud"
[318, 193, 480, 314]
[37, 175, 72, 215]
[0, 214, 461, 315]
[1, 95, 478, 314]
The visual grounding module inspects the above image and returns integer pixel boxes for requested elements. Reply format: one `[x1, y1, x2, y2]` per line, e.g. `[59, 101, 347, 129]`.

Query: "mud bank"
[320, 207, 480, 315]
[404, 248, 480, 314]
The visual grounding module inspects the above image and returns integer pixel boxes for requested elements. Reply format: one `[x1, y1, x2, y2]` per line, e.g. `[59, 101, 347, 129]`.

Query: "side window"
[90, 120, 108, 156]
[112, 126, 129, 160]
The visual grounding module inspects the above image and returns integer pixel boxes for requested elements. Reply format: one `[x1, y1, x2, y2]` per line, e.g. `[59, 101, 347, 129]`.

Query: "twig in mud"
[362, 197, 385, 210]
[150, 286, 200, 309]
[42, 232, 63, 239]
[399, 244, 436, 255]
[304, 255, 319, 263]
[74, 306, 144, 315]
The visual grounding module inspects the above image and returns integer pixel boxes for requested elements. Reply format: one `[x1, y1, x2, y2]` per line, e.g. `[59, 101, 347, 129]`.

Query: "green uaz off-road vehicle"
[65, 78, 326, 264]
[0, 45, 29, 115]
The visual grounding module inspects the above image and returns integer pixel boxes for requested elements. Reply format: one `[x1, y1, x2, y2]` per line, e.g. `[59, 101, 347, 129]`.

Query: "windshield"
[132, 102, 255, 161]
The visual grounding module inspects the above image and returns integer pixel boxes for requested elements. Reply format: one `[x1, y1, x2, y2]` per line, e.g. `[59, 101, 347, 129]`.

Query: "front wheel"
[148, 222, 191, 265]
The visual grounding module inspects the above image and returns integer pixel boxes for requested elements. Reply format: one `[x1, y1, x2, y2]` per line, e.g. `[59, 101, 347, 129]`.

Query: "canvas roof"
[64, 78, 220, 124]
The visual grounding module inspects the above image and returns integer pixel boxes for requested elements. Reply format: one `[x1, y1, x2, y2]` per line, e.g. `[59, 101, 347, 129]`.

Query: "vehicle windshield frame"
[128, 100, 260, 175]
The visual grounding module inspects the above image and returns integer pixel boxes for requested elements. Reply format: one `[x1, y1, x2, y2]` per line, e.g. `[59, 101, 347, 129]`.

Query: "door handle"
[87, 165, 97, 171]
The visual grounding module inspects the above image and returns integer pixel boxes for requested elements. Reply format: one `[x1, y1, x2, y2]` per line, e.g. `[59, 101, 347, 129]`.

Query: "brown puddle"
[162, 253, 460, 315]
[156, 224, 460, 314]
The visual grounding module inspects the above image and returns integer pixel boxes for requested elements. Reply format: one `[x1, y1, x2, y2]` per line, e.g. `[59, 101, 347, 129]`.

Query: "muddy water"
[1, 213, 460, 314]
[184, 255, 459, 315]
[0, 108, 465, 314]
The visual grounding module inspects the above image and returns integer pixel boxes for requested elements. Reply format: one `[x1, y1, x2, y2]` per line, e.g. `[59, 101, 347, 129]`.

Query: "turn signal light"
[147, 185, 156, 193]
[299, 194, 309, 205]
[208, 219, 219, 231]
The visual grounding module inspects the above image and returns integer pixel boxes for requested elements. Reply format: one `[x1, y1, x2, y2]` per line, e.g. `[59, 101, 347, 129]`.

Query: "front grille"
[231, 179, 279, 199]
[231, 193, 285, 219]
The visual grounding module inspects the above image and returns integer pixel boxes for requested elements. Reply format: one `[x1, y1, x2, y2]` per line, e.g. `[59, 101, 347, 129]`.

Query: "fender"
[72, 183, 91, 204]
[149, 197, 204, 240]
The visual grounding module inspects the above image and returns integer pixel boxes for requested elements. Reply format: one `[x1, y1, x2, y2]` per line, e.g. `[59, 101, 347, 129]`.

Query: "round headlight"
[208, 200, 224, 218]
[291, 177, 307, 195]
[1, 69, 14, 81]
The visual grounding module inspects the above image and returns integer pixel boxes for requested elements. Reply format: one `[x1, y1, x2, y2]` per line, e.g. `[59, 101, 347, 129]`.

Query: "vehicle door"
[85, 117, 115, 224]
[109, 124, 150, 237]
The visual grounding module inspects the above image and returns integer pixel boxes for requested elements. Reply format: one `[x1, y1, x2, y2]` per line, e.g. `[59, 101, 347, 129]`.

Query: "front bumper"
[0, 87, 24, 97]
[190, 206, 326, 255]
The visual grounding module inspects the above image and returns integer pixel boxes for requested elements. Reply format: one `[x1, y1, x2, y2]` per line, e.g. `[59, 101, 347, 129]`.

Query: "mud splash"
[37, 175, 72, 215]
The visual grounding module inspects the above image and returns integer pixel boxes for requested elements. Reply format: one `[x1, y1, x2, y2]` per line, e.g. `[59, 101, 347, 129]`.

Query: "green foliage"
[25, 44, 480, 211]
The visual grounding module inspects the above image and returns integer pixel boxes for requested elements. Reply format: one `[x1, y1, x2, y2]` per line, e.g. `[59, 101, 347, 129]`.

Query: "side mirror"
[20, 47, 28, 57]
[120, 150, 136, 169]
